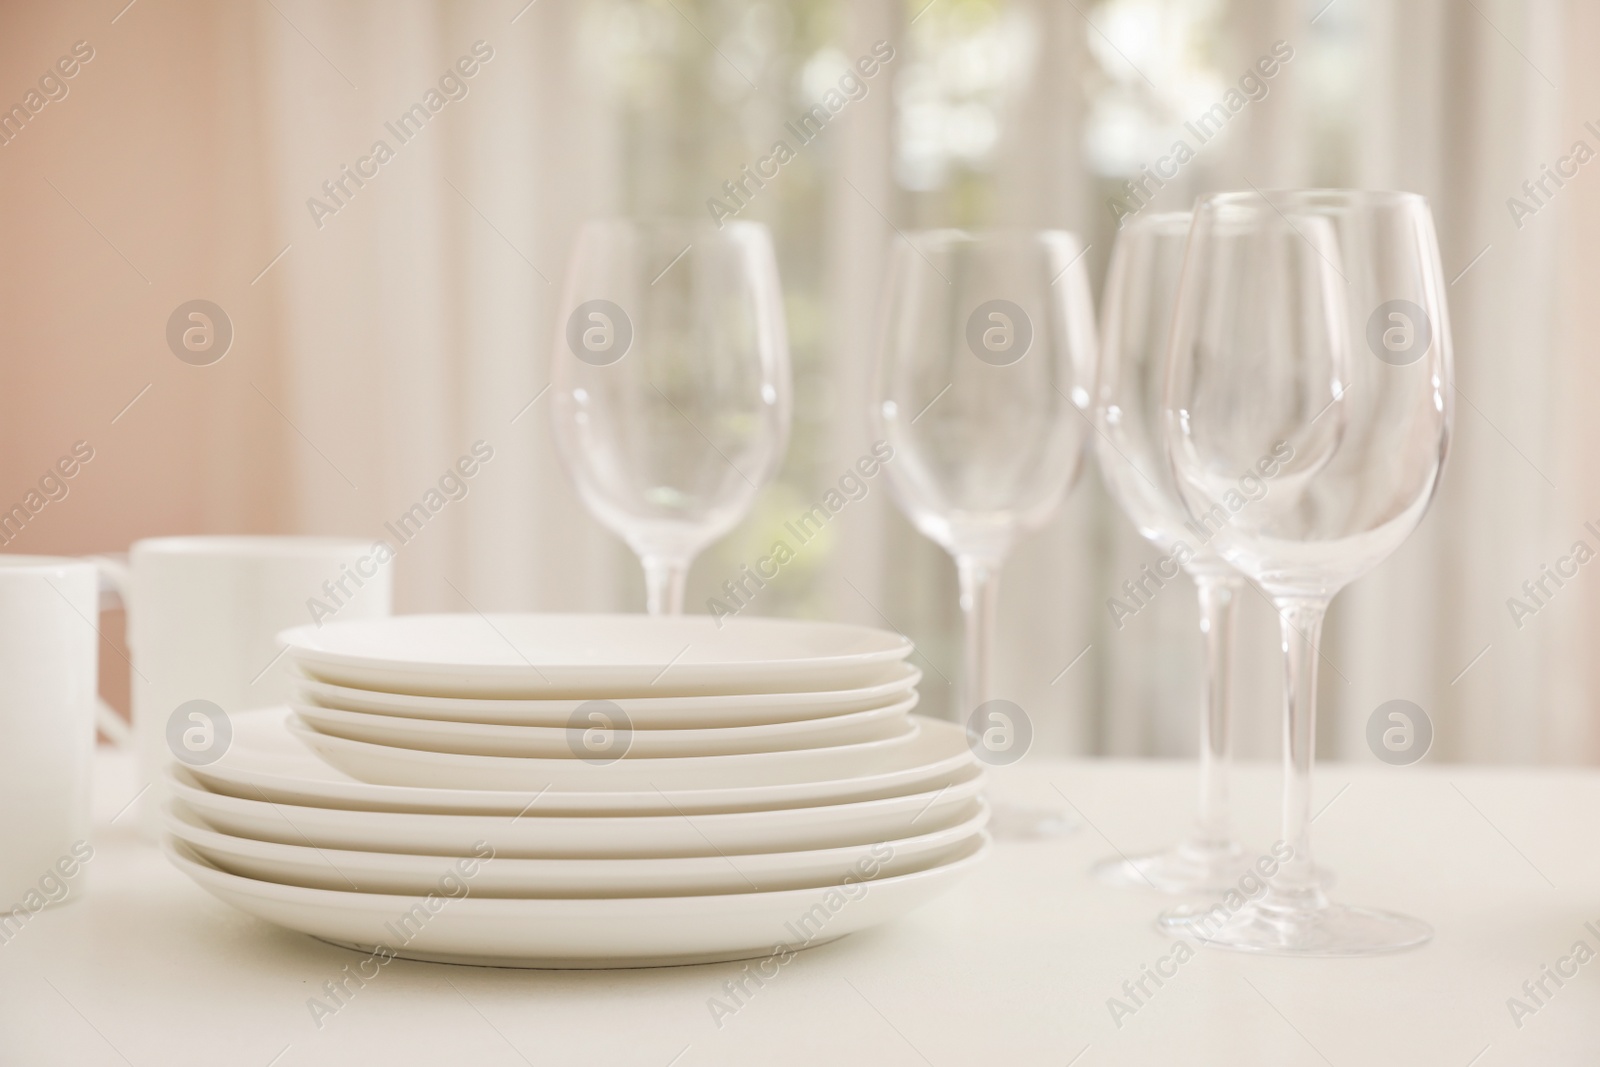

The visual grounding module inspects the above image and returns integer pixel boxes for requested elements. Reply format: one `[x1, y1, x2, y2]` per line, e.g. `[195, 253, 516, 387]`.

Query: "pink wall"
[0, 4, 303, 717]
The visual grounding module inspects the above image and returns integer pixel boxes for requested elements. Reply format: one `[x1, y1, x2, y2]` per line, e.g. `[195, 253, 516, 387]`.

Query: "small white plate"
[289, 714, 927, 792]
[290, 662, 921, 727]
[164, 801, 988, 897]
[290, 693, 915, 758]
[278, 614, 913, 698]
[187, 709, 980, 815]
[168, 773, 985, 858]
[165, 835, 988, 968]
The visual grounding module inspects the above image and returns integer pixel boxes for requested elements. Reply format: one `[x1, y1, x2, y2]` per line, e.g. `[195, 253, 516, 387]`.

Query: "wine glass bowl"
[872, 230, 1096, 565]
[1095, 213, 1215, 561]
[1159, 189, 1452, 955]
[550, 219, 792, 613]
[1166, 191, 1450, 598]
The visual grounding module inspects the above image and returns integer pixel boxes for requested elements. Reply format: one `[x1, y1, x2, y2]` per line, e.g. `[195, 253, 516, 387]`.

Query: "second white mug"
[103, 535, 392, 816]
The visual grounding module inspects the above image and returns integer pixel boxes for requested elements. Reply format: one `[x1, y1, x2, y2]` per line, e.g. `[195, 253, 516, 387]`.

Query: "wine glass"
[1159, 189, 1451, 954]
[1090, 211, 1251, 893]
[870, 229, 1097, 837]
[550, 219, 792, 614]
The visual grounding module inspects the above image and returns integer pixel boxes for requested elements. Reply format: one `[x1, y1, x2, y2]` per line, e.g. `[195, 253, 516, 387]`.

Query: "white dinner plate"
[168, 772, 985, 858]
[164, 801, 988, 897]
[290, 693, 916, 758]
[289, 714, 927, 792]
[186, 709, 980, 816]
[166, 835, 988, 967]
[278, 614, 913, 698]
[290, 662, 921, 727]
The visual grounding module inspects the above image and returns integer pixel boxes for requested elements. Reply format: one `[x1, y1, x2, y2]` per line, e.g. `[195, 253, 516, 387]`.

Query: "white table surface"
[1, 749, 1596, 1066]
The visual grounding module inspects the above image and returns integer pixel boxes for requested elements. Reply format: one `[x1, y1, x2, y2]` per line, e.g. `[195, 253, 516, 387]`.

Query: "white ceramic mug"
[0, 556, 99, 908]
[101, 536, 393, 817]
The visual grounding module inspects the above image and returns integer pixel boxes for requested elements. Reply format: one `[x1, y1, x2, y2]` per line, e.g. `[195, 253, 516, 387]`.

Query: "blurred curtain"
[247, 0, 1592, 763]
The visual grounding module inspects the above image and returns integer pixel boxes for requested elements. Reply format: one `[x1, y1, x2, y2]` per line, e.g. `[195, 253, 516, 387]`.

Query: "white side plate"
[290, 692, 915, 758]
[288, 714, 930, 792]
[290, 662, 921, 727]
[278, 614, 913, 697]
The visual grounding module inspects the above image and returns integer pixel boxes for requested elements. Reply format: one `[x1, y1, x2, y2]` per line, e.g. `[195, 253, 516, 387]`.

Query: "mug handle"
[87, 553, 133, 749]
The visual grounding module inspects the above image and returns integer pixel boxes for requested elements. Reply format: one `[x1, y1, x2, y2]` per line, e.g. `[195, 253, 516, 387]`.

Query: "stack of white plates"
[163, 614, 988, 967]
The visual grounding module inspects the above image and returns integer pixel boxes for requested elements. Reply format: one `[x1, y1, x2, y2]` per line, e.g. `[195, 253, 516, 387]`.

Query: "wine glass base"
[1090, 841, 1249, 895]
[985, 801, 1077, 840]
[1157, 897, 1432, 957]
[1093, 844, 1338, 895]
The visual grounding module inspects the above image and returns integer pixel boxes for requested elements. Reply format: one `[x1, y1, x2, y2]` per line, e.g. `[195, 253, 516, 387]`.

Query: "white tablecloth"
[1, 749, 1594, 1065]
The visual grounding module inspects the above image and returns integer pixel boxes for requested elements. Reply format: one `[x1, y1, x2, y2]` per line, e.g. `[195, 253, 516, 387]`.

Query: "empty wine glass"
[870, 229, 1097, 837]
[550, 219, 791, 614]
[1159, 189, 1451, 954]
[1091, 211, 1251, 893]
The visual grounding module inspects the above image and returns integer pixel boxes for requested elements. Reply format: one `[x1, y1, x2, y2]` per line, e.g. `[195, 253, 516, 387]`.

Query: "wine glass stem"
[642, 556, 689, 616]
[1194, 573, 1242, 846]
[1277, 596, 1329, 893]
[956, 555, 1001, 723]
